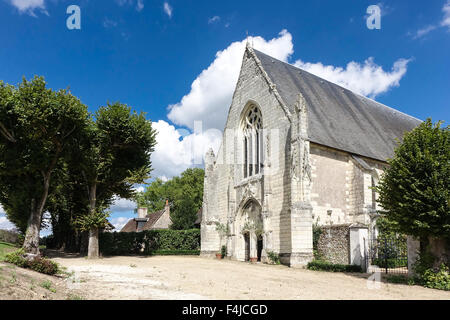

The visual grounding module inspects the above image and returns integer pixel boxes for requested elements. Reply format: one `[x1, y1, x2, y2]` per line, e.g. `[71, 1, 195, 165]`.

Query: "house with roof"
[120, 200, 172, 232]
[200, 44, 421, 267]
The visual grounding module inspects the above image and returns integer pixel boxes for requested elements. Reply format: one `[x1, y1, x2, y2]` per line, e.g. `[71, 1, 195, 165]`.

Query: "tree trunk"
[22, 200, 41, 255]
[87, 183, 99, 259]
[23, 173, 51, 255]
[88, 227, 99, 259]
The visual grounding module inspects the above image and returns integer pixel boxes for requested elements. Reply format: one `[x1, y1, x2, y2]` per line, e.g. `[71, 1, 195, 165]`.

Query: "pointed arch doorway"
[237, 199, 263, 262]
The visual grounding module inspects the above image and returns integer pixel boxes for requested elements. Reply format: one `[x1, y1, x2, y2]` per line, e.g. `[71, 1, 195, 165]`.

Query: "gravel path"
[51, 255, 450, 300]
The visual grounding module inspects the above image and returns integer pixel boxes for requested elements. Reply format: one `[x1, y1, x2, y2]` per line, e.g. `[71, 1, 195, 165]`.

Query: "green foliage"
[312, 221, 322, 250]
[267, 251, 280, 265]
[375, 119, 450, 240]
[137, 168, 204, 230]
[75, 209, 110, 232]
[0, 241, 19, 261]
[40, 280, 56, 292]
[99, 229, 200, 256]
[221, 245, 227, 257]
[0, 76, 89, 245]
[385, 275, 411, 285]
[150, 250, 199, 256]
[4, 249, 59, 275]
[372, 258, 408, 268]
[4, 249, 27, 267]
[421, 264, 450, 291]
[27, 257, 59, 275]
[307, 260, 363, 273]
[412, 249, 450, 291]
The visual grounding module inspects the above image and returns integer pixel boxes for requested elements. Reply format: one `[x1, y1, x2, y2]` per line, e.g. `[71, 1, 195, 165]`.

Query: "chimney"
[137, 207, 148, 219]
[165, 200, 170, 215]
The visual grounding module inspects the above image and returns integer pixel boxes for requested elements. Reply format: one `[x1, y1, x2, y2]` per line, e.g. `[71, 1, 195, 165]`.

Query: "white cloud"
[208, 16, 220, 24]
[293, 57, 411, 99]
[103, 17, 118, 28]
[167, 29, 409, 132]
[136, 0, 144, 12]
[163, 2, 172, 18]
[442, 1, 450, 28]
[110, 196, 136, 212]
[167, 30, 294, 131]
[0, 216, 15, 230]
[151, 120, 222, 179]
[413, 25, 437, 39]
[8, 0, 47, 16]
[115, 0, 144, 12]
[109, 217, 129, 231]
[412, 1, 450, 39]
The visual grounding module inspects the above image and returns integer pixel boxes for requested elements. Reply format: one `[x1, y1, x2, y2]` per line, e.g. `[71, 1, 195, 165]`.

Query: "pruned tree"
[0, 77, 88, 254]
[77, 103, 156, 259]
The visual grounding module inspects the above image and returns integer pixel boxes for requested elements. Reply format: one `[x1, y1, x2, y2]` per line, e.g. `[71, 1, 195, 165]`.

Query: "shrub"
[4, 249, 59, 275]
[99, 229, 200, 256]
[148, 250, 200, 256]
[267, 251, 280, 265]
[4, 249, 28, 267]
[221, 245, 227, 257]
[28, 257, 59, 275]
[307, 260, 362, 273]
[421, 264, 450, 291]
[372, 258, 408, 268]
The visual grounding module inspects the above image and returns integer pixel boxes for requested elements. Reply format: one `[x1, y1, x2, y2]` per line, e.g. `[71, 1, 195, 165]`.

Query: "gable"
[252, 49, 422, 162]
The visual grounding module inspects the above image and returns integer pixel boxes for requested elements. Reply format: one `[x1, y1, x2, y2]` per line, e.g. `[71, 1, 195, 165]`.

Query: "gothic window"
[243, 105, 263, 178]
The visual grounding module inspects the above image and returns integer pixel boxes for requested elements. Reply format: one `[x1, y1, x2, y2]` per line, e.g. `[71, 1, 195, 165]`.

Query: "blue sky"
[0, 0, 449, 233]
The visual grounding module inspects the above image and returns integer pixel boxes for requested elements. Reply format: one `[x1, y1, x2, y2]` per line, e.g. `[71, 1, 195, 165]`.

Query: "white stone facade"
[201, 46, 386, 267]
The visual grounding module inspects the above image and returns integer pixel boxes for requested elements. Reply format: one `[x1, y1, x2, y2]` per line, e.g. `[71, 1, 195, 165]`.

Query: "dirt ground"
[0, 262, 85, 300]
[47, 254, 450, 300]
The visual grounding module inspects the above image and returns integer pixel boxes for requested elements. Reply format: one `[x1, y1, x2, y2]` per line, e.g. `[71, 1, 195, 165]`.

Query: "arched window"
[243, 105, 263, 178]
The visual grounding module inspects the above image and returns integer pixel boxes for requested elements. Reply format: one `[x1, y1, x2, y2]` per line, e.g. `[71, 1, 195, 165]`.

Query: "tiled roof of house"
[120, 209, 166, 232]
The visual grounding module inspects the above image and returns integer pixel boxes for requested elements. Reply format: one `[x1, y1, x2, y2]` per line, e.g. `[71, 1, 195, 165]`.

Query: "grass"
[0, 242, 19, 261]
[40, 280, 56, 293]
[386, 274, 416, 286]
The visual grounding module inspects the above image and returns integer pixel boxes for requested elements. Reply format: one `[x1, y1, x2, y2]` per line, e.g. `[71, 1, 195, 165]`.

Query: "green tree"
[375, 119, 449, 243]
[76, 103, 156, 259]
[0, 77, 89, 254]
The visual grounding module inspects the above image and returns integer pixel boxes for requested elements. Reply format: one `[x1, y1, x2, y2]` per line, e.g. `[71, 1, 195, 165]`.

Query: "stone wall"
[317, 224, 351, 265]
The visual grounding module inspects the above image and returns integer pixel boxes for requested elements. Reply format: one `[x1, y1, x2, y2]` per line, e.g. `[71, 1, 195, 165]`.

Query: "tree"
[76, 103, 156, 259]
[375, 119, 449, 243]
[136, 168, 204, 230]
[0, 77, 89, 254]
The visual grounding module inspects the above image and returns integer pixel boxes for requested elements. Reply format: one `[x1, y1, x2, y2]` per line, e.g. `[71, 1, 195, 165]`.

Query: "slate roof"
[120, 209, 166, 232]
[253, 49, 422, 162]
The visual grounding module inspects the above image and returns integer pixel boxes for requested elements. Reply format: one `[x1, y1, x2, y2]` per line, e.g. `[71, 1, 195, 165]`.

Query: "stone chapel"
[200, 45, 421, 267]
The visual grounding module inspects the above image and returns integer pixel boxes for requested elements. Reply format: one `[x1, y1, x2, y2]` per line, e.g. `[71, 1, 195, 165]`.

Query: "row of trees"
[135, 168, 205, 230]
[0, 76, 157, 258]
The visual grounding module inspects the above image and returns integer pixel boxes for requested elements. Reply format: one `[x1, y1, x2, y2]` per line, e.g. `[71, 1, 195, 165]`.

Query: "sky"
[0, 0, 449, 233]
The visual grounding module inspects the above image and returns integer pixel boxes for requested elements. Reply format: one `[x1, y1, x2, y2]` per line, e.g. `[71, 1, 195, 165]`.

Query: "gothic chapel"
[200, 45, 421, 267]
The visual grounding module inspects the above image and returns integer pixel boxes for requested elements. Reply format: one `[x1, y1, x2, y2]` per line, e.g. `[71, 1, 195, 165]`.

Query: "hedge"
[307, 260, 363, 273]
[99, 229, 200, 256]
[372, 258, 408, 269]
